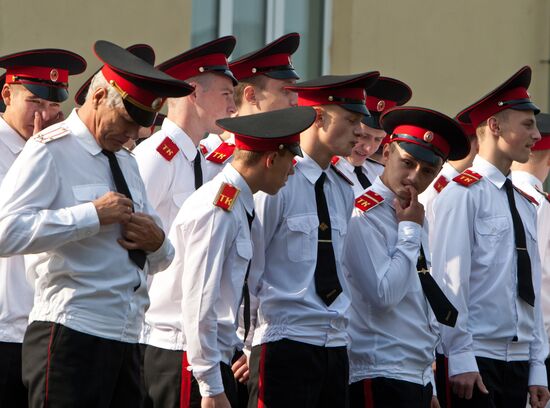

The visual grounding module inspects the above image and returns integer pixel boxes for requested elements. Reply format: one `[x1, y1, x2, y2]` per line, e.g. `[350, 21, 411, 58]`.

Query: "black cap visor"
[265, 68, 300, 80]
[285, 142, 303, 157]
[341, 102, 370, 117]
[123, 99, 157, 127]
[23, 83, 68, 102]
[397, 141, 443, 167]
[361, 113, 382, 128]
[509, 100, 540, 115]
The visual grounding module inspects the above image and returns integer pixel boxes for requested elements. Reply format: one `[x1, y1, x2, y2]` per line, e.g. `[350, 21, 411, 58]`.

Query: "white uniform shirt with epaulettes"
[200, 132, 235, 182]
[331, 156, 377, 198]
[250, 152, 354, 348]
[431, 155, 547, 386]
[0, 115, 32, 343]
[512, 170, 550, 342]
[344, 176, 439, 386]
[133, 117, 206, 232]
[0, 110, 174, 343]
[164, 163, 253, 397]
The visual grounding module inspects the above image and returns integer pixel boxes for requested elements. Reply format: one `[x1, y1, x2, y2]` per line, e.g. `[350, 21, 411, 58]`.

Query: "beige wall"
[0, 0, 192, 112]
[331, 0, 550, 116]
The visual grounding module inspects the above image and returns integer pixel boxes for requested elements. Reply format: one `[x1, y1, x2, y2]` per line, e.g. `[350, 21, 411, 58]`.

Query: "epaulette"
[156, 136, 180, 161]
[453, 169, 483, 187]
[355, 189, 384, 212]
[33, 125, 70, 144]
[330, 164, 353, 185]
[433, 175, 449, 193]
[213, 182, 240, 211]
[199, 143, 208, 155]
[205, 141, 235, 164]
[513, 185, 539, 205]
[534, 185, 550, 204]
[330, 156, 341, 165]
[366, 157, 385, 167]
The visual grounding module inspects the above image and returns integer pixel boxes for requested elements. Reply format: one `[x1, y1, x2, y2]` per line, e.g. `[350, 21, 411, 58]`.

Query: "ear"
[487, 116, 500, 135]
[382, 142, 392, 161]
[264, 151, 278, 168]
[2, 84, 12, 107]
[313, 106, 324, 128]
[92, 87, 108, 108]
[187, 81, 199, 101]
[243, 85, 257, 105]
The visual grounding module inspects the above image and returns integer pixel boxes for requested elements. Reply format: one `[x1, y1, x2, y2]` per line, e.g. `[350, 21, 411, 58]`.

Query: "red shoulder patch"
[199, 143, 208, 155]
[355, 190, 384, 212]
[331, 156, 340, 165]
[433, 175, 449, 193]
[453, 169, 483, 187]
[213, 182, 240, 211]
[205, 142, 235, 164]
[513, 185, 539, 205]
[156, 137, 180, 161]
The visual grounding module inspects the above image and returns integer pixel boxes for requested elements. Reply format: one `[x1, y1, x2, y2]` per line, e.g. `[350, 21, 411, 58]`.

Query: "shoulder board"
[534, 185, 550, 204]
[205, 142, 235, 164]
[366, 157, 385, 167]
[355, 190, 384, 212]
[156, 136, 180, 161]
[330, 163, 353, 185]
[199, 143, 208, 155]
[292, 158, 297, 166]
[33, 125, 70, 144]
[213, 182, 240, 211]
[330, 156, 341, 165]
[433, 175, 450, 193]
[513, 185, 539, 205]
[453, 169, 483, 187]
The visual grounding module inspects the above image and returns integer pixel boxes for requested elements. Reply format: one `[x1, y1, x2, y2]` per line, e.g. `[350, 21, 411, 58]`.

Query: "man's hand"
[33, 111, 64, 135]
[93, 192, 133, 225]
[431, 395, 440, 408]
[202, 392, 231, 408]
[450, 372, 488, 400]
[395, 186, 424, 225]
[231, 353, 249, 384]
[119, 212, 165, 252]
[528, 385, 550, 408]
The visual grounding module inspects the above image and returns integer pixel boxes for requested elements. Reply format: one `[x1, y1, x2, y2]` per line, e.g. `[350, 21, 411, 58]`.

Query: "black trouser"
[22, 321, 141, 408]
[435, 354, 529, 408]
[349, 377, 433, 408]
[0, 341, 27, 407]
[247, 338, 349, 408]
[143, 344, 238, 408]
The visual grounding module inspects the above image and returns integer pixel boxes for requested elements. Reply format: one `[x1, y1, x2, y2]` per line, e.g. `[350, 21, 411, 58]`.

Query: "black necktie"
[354, 166, 371, 189]
[194, 150, 203, 190]
[241, 210, 255, 342]
[504, 179, 535, 306]
[102, 150, 146, 270]
[417, 245, 458, 327]
[314, 172, 342, 305]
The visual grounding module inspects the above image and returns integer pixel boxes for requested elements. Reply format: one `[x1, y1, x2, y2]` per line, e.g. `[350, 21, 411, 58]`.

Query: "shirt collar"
[370, 176, 396, 209]
[161, 118, 198, 162]
[512, 170, 542, 190]
[223, 163, 254, 215]
[472, 155, 507, 189]
[67, 109, 103, 156]
[0, 115, 25, 154]
[441, 162, 460, 179]
[295, 152, 328, 185]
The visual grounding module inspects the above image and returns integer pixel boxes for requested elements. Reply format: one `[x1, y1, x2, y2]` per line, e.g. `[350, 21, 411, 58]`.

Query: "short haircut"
[233, 75, 268, 109]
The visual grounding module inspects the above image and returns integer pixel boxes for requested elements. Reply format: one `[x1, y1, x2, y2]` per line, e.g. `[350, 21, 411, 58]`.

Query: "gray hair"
[85, 71, 124, 108]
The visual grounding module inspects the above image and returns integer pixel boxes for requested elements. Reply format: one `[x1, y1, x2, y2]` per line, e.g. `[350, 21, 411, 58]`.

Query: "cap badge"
[423, 131, 434, 143]
[199, 66, 205, 73]
[50, 69, 59, 82]
[151, 97, 163, 110]
[251, 67, 257, 74]
[376, 100, 385, 112]
[328, 96, 334, 102]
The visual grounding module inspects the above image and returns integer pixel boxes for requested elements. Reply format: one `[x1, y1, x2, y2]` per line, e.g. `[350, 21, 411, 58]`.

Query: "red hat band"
[102, 65, 165, 113]
[163, 53, 229, 81]
[367, 96, 397, 113]
[7, 66, 69, 87]
[391, 124, 450, 158]
[231, 53, 293, 80]
[297, 87, 365, 107]
[235, 133, 300, 152]
[470, 86, 531, 128]
[532, 135, 550, 151]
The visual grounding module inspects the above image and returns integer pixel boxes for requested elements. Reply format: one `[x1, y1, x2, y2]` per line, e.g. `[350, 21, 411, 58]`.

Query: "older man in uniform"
[0, 40, 193, 407]
[0, 48, 86, 407]
[431, 66, 549, 408]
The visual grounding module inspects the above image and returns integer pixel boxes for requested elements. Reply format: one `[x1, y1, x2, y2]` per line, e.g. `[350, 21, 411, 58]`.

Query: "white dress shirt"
[200, 133, 235, 182]
[174, 164, 253, 397]
[344, 177, 439, 386]
[431, 155, 547, 386]
[0, 115, 32, 343]
[0, 110, 174, 343]
[250, 153, 354, 348]
[512, 171, 550, 343]
[332, 156, 374, 197]
[364, 158, 385, 179]
[134, 117, 205, 232]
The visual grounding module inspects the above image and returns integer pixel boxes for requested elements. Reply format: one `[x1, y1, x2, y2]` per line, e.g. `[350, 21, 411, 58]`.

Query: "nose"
[532, 127, 542, 142]
[227, 97, 237, 115]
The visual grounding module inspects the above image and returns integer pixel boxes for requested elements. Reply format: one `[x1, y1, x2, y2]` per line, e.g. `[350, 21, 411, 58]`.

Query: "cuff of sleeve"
[146, 236, 171, 270]
[529, 363, 548, 387]
[197, 363, 224, 397]
[448, 351, 478, 377]
[72, 202, 100, 240]
[398, 220, 421, 242]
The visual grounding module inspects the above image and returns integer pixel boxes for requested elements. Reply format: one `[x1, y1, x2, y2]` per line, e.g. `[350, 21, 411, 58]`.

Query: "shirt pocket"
[129, 187, 145, 212]
[72, 184, 110, 203]
[330, 216, 348, 261]
[286, 214, 318, 262]
[474, 215, 510, 242]
[234, 239, 253, 285]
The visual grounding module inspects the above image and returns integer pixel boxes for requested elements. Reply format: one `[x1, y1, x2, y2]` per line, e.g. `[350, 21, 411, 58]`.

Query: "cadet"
[0, 40, 192, 406]
[431, 66, 549, 408]
[344, 106, 469, 407]
[247, 72, 379, 407]
[0, 48, 86, 407]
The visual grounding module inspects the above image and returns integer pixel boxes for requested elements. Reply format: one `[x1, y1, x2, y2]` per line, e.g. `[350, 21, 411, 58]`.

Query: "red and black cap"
[533, 112, 550, 151]
[157, 36, 237, 86]
[456, 66, 540, 129]
[216, 106, 316, 157]
[362, 76, 412, 128]
[286, 72, 380, 117]
[229, 33, 300, 81]
[381, 106, 470, 166]
[0, 73, 5, 112]
[93, 40, 194, 127]
[75, 44, 155, 106]
[0, 48, 86, 102]
[456, 119, 476, 138]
